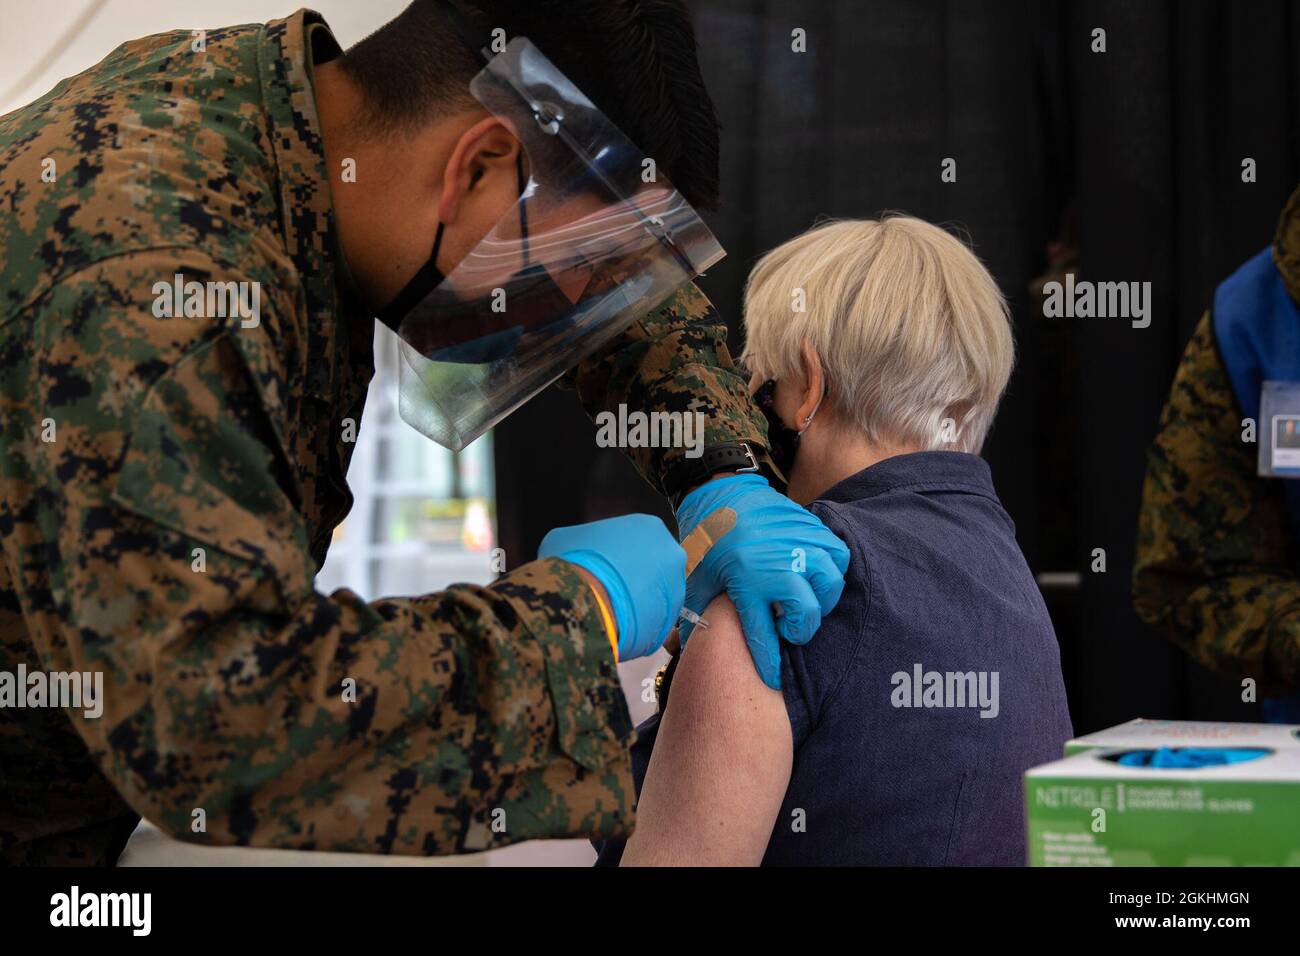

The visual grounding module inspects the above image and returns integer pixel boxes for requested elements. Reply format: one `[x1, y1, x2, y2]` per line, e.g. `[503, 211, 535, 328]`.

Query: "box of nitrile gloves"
[1064, 718, 1300, 756]
[1025, 746, 1300, 866]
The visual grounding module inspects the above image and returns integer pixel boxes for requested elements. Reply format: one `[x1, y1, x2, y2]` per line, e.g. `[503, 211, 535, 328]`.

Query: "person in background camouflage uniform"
[1135, 185, 1300, 706]
[0, 3, 849, 865]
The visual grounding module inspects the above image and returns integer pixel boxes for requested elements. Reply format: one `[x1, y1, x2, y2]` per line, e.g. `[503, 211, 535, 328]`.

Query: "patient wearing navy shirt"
[596, 217, 1073, 866]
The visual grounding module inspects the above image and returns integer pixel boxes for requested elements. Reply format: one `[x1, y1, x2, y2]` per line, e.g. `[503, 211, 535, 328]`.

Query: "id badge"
[1258, 380, 1300, 476]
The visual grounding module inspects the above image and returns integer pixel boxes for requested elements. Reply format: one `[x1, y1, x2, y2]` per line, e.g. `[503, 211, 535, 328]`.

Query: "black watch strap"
[663, 441, 764, 509]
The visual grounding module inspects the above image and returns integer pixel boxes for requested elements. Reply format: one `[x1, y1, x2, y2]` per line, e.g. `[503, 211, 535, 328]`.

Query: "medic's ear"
[438, 117, 524, 224]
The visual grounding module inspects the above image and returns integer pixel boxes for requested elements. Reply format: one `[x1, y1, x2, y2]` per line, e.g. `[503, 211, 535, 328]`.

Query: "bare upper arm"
[620, 596, 793, 866]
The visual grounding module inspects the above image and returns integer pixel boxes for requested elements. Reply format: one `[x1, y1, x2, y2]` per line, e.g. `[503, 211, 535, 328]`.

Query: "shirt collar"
[257, 10, 373, 401]
[816, 451, 999, 505]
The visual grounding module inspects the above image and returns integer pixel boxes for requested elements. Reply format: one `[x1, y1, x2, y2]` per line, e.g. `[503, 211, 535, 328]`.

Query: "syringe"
[678, 606, 710, 630]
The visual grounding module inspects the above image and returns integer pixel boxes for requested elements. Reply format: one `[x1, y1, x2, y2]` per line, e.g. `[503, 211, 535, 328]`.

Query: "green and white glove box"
[1026, 744, 1300, 866]
[1064, 718, 1300, 756]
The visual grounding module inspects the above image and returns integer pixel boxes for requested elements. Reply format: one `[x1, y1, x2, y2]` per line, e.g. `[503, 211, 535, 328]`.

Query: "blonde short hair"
[740, 215, 1013, 454]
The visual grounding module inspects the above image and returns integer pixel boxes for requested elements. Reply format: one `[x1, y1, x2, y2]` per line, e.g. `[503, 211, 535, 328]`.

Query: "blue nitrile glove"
[676, 473, 851, 689]
[539, 514, 686, 661]
[1115, 747, 1270, 768]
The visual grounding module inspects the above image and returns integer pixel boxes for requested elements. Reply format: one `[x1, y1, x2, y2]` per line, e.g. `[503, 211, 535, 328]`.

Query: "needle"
[678, 607, 710, 630]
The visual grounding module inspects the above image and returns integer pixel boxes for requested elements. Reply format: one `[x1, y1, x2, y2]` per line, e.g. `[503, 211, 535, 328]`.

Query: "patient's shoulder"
[673, 596, 789, 739]
[621, 595, 793, 865]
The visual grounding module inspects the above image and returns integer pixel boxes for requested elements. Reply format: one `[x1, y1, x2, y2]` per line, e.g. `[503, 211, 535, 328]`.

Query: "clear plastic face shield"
[381, 31, 726, 451]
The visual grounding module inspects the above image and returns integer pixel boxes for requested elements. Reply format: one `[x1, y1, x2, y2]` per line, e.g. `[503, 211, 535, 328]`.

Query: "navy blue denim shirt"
[595, 451, 1073, 866]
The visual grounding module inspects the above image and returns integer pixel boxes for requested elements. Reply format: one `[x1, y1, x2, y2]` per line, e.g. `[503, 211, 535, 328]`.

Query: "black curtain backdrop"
[494, 0, 1300, 733]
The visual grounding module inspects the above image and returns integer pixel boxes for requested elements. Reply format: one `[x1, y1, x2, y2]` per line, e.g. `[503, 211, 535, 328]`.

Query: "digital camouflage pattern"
[563, 281, 773, 496]
[0, 10, 767, 864]
[1133, 186, 1300, 695]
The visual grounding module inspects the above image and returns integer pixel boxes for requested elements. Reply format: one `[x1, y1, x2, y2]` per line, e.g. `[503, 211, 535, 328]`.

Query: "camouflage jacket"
[1134, 187, 1300, 695]
[0, 10, 768, 864]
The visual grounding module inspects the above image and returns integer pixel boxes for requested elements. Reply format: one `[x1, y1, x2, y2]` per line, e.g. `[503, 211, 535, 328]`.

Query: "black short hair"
[339, 0, 721, 209]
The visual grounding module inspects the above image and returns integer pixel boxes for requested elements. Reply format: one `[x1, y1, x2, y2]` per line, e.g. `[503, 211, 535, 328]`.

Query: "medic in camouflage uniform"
[0, 6, 849, 864]
[1135, 185, 1300, 717]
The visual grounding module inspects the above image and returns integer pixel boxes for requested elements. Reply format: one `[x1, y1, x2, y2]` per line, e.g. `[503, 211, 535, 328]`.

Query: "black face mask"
[754, 379, 803, 475]
[376, 154, 589, 365]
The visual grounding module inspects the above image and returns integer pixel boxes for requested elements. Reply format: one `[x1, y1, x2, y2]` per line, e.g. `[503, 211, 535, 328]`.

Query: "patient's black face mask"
[754, 380, 802, 474]
[754, 377, 826, 476]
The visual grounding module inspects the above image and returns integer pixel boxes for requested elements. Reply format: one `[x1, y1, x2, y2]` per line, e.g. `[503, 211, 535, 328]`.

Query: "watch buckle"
[736, 442, 760, 473]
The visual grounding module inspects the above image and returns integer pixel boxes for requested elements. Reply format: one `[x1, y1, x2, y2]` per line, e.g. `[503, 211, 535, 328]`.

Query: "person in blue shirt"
[1135, 185, 1300, 723]
[595, 215, 1074, 866]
